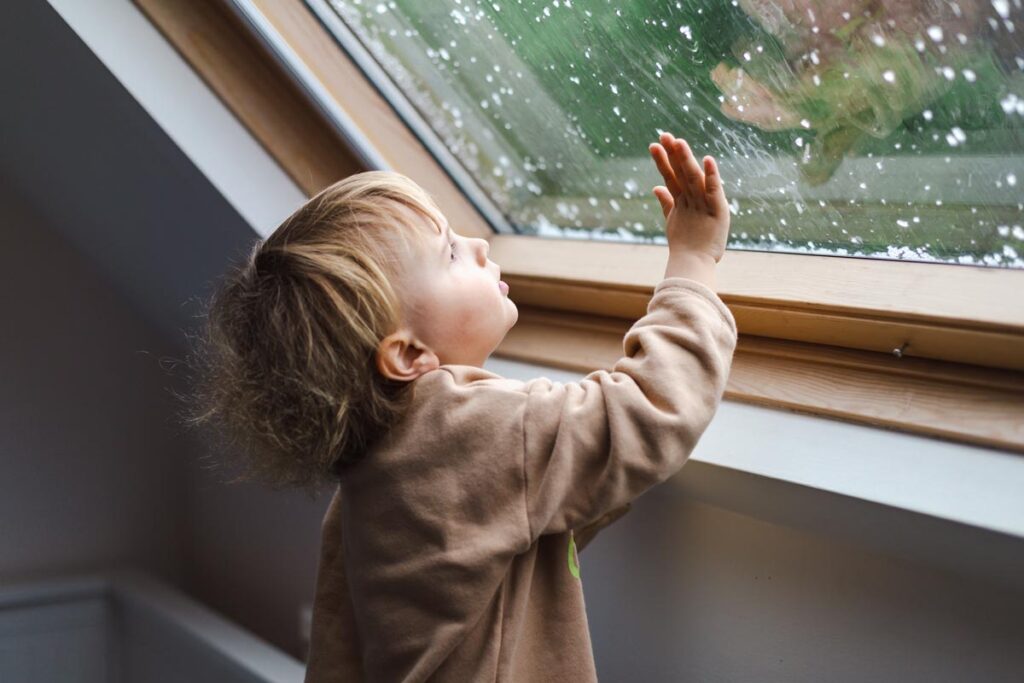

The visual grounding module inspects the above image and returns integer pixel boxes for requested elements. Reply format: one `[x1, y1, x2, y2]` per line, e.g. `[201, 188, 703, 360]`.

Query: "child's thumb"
[653, 186, 673, 218]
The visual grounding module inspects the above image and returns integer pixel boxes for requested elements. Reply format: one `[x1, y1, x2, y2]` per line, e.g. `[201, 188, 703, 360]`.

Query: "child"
[189, 131, 737, 681]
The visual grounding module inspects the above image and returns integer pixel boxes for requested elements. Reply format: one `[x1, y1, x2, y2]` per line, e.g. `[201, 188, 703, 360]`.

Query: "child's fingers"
[677, 139, 708, 212]
[666, 139, 688, 195]
[648, 143, 683, 196]
[703, 156, 728, 216]
[652, 185, 674, 218]
[647, 143, 679, 193]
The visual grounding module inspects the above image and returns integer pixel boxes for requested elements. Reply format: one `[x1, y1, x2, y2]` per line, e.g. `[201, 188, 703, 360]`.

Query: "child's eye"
[449, 241, 457, 261]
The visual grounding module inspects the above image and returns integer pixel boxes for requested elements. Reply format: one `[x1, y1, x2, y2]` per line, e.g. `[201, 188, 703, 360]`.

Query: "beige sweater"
[303, 277, 738, 682]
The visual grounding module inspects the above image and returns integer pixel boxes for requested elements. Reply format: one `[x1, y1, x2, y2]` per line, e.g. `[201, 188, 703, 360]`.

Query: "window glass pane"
[328, 0, 1023, 267]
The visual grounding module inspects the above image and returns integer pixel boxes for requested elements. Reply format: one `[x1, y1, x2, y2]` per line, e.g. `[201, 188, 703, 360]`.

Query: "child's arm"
[521, 134, 736, 542]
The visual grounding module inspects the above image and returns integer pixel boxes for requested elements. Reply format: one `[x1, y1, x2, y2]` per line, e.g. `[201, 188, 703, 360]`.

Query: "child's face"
[392, 208, 518, 369]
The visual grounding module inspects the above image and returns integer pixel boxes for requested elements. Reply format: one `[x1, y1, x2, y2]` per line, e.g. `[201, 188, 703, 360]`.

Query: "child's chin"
[506, 303, 519, 326]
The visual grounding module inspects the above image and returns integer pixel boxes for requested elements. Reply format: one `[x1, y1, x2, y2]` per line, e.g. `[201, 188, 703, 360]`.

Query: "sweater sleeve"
[521, 277, 737, 542]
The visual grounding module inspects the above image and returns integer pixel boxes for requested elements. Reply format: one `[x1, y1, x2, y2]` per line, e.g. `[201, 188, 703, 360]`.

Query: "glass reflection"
[329, 0, 1024, 267]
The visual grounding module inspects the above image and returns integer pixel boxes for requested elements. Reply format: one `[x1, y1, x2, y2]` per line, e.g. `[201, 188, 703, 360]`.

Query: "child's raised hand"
[648, 132, 730, 265]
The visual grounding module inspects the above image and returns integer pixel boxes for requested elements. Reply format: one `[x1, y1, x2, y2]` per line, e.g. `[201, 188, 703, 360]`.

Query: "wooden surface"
[242, 0, 492, 237]
[135, 0, 362, 197]
[492, 236, 1024, 370]
[499, 307, 1024, 454]
[490, 236, 1024, 327]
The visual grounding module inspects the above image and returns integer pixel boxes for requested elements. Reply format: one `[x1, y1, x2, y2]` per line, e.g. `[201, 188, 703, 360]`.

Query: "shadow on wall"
[582, 483, 1024, 683]
[0, 1, 261, 343]
[0, 179, 189, 587]
[0, 2, 326, 661]
[0, 170, 324, 662]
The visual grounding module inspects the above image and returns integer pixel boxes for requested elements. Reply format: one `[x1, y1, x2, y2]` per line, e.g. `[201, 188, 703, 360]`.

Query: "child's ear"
[376, 329, 440, 382]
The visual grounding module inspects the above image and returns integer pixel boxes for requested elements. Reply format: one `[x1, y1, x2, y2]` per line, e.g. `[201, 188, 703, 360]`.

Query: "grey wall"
[0, 180, 188, 587]
[185, 469, 326, 658]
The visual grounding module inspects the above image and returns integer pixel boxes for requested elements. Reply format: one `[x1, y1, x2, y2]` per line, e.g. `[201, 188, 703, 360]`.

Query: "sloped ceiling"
[0, 2, 258, 347]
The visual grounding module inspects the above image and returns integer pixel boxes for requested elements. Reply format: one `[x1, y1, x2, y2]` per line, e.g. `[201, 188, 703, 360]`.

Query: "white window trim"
[486, 357, 1024, 543]
[47, 0, 305, 236]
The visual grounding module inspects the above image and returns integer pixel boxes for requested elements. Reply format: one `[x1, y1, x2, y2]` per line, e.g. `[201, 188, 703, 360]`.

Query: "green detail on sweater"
[568, 532, 580, 579]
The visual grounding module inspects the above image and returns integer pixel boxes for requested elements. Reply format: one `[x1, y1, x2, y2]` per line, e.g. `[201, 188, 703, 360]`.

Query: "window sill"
[491, 236, 1024, 372]
[498, 306, 1024, 453]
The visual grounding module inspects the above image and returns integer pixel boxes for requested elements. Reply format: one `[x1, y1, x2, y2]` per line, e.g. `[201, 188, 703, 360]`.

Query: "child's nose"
[471, 237, 489, 265]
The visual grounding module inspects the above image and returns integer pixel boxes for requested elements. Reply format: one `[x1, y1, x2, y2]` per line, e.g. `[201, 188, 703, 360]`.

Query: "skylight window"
[321, 0, 1023, 268]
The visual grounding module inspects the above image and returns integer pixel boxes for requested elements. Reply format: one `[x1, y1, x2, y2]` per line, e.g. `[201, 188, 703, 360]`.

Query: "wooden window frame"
[136, 0, 1024, 453]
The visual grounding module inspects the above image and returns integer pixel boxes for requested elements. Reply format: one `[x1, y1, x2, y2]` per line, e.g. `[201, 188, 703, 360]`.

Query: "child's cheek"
[453, 292, 496, 343]
[445, 274, 501, 342]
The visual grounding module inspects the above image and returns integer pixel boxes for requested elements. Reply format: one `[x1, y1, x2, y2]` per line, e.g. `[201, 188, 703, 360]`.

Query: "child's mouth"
[498, 280, 509, 296]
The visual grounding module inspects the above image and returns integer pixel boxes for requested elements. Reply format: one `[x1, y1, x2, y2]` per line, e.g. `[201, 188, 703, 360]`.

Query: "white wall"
[0, 181, 189, 587]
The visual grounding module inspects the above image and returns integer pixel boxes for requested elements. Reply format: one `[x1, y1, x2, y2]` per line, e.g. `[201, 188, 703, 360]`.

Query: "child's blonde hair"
[185, 171, 445, 494]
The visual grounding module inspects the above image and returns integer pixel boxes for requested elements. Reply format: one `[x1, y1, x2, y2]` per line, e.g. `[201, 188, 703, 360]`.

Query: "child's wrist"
[664, 250, 718, 290]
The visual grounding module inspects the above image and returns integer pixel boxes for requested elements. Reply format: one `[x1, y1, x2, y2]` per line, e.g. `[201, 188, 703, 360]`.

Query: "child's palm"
[649, 133, 730, 263]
